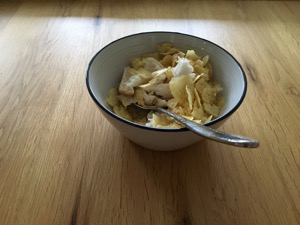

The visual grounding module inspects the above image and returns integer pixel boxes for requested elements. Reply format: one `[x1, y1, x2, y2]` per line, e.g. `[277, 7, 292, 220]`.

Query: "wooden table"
[0, 0, 299, 224]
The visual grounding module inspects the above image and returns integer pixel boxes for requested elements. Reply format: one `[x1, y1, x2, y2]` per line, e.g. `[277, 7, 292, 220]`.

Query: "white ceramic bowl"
[86, 32, 247, 151]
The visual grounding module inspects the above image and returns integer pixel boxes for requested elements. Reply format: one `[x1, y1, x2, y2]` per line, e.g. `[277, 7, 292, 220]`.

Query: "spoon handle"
[156, 107, 259, 148]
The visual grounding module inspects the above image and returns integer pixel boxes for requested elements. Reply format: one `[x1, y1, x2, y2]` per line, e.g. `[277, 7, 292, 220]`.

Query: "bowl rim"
[86, 31, 247, 133]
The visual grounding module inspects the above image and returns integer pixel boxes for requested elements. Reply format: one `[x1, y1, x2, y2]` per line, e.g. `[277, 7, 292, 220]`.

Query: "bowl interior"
[87, 32, 246, 128]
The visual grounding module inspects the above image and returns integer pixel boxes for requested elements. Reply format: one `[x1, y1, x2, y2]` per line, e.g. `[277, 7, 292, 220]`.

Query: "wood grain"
[0, 0, 299, 225]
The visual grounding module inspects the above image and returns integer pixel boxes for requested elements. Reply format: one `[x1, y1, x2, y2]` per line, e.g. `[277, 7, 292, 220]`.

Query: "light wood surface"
[0, 0, 299, 224]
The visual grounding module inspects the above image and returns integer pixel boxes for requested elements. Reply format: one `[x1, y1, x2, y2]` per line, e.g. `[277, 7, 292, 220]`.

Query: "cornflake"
[106, 43, 224, 128]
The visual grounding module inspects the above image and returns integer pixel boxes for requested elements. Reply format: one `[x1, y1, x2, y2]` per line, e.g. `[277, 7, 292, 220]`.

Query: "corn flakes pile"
[106, 43, 224, 128]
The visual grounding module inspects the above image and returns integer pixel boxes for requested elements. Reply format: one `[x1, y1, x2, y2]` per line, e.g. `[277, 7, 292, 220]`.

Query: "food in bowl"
[106, 43, 224, 128]
[86, 32, 247, 151]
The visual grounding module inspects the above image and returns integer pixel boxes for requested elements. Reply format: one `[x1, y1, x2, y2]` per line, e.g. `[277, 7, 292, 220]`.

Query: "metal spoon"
[134, 104, 259, 148]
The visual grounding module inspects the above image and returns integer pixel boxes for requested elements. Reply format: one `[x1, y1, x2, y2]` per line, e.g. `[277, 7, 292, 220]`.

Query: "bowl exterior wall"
[98, 106, 227, 151]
